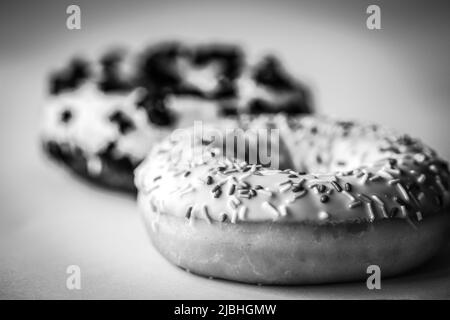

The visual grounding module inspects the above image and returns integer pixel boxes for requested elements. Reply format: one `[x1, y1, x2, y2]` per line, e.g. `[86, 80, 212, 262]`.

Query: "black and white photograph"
[1, 0, 449, 307]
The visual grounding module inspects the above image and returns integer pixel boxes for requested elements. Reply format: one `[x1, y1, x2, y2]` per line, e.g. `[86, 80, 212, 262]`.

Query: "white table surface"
[1, 0, 449, 299]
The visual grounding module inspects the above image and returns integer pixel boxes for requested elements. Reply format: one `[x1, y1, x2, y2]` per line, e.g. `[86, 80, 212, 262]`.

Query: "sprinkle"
[417, 192, 426, 203]
[417, 174, 426, 184]
[344, 183, 352, 192]
[278, 205, 288, 217]
[348, 200, 362, 209]
[292, 185, 304, 193]
[358, 193, 372, 203]
[201, 205, 211, 224]
[250, 189, 257, 197]
[260, 170, 282, 176]
[318, 211, 329, 220]
[231, 196, 241, 206]
[379, 206, 389, 218]
[223, 169, 238, 174]
[388, 179, 400, 185]
[237, 193, 250, 199]
[369, 175, 382, 182]
[238, 206, 248, 220]
[416, 211, 423, 221]
[279, 184, 292, 193]
[217, 166, 226, 171]
[377, 169, 394, 180]
[231, 210, 238, 223]
[278, 180, 292, 186]
[220, 213, 228, 222]
[429, 164, 438, 172]
[238, 181, 250, 189]
[262, 201, 280, 218]
[206, 176, 214, 185]
[213, 189, 222, 198]
[331, 181, 342, 192]
[254, 185, 263, 190]
[371, 195, 385, 207]
[153, 176, 162, 182]
[179, 186, 195, 197]
[361, 173, 370, 184]
[287, 189, 307, 204]
[238, 171, 253, 181]
[366, 202, 376, 221]
[320, 195, 329, 203]
[228, 176, 238, 184]
[435, 176, 448, 193]
[184, 171, 191, 177]
[211, 185, 221, 193]
[228, 184, 236, 195]
[185, 206, 193, 219]
[400, 205, 409, 218]
[385, 168, 401, 176]
[393, 196, 406, 206]
[343, 191, 356, 201]
[414, 153, 426, 163]
[317, 184, 326, 193]
[396, 183, 410, 202]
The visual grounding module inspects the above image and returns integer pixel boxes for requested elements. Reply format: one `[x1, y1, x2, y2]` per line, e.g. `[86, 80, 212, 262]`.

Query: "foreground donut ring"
[135, 115, 450, 285]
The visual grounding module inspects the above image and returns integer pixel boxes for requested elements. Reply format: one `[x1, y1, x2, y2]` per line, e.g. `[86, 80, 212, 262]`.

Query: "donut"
[135, 114, 450, 284]
[41, 42, 312, 192]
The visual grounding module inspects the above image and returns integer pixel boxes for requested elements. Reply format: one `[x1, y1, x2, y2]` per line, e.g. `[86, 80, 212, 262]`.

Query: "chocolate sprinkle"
[60, 109, 73, 123]
[331, 181, 342, 192]
[185, 206, 193, 219]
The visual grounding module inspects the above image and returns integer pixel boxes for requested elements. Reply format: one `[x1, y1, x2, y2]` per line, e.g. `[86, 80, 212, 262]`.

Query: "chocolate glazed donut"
[41, 42, 312, 192]
[135, 115, 450, 285]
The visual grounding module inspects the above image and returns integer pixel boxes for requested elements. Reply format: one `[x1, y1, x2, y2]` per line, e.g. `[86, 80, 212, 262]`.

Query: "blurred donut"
[41, 42, 312, 191]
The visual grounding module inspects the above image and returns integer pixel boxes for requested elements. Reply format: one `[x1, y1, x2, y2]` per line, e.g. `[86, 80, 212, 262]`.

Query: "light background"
[0, 0, 449, 299]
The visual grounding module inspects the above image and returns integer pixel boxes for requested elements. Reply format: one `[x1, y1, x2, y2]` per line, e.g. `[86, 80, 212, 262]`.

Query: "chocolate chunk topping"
[109, 110, 135, 134]
[60, 109, 73, 123]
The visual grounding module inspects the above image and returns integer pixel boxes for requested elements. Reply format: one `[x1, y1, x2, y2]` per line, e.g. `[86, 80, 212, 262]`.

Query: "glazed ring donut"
[135, 114, 450, 284]
[41, 42, 311, 192]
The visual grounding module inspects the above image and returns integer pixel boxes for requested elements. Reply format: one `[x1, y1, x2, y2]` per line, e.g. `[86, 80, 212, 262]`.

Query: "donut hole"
[206, 128, 294, 170]
[198, 119, 401, 175]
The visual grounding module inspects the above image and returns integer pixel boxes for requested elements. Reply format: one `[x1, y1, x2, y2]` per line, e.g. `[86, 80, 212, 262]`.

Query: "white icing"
[176, 57, 222, 93]
[165, 96, 222, 129]
[41, 83, 171, 163]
